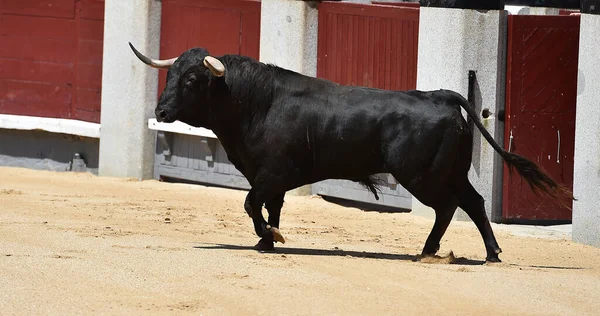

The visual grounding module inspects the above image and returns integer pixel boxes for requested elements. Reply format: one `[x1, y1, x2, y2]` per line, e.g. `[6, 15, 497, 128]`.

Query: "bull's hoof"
[420, 243, 440, 257]
[254, 238, 274, 251]
[485, 247, 502, 263]
[268, 226, 286, 244]
[420, 248, 439, 258]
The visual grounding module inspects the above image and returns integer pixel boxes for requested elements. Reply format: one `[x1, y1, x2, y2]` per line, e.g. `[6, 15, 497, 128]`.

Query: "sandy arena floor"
[1, 167, 599, 315]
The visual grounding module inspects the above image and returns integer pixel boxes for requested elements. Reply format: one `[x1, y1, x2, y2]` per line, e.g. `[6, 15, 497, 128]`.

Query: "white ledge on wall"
[147, 118, 217, 139]
[0, 114, 101, 138]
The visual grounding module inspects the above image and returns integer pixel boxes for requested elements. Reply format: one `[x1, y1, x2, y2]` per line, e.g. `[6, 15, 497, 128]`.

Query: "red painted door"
[317, 1, 419, 90]
[158, 0, 260, 94]
[503, 15, 580, 222]
[0, 0, 105, 123]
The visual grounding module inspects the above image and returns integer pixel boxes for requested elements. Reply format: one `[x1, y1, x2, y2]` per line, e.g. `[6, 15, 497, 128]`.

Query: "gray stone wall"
[572, 13, 600, 248]
[0, 129, 99, 174]
[413, 8, 507, 221]
[98, 0, 162, 180]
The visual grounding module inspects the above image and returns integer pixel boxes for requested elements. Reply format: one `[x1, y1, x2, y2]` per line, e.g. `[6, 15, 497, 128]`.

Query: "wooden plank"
[77, 40, 103, 65]
[73, 88, 101, 123]
[0, 0, 104, 123]
[0, 99, 71, 119]
[157, 2, 180, 95]
[161, 0, 260, 12]
[0, 0, 76, 19]
[75, 64, 102, 89]
[367, 17, 374, 87]
[384, 18, 392, 90]
[77, 0, 105, 20]
[239, 10, 261, 59]
[78, 19, 104, 40]
[0, 113, 100, 138]
[316, 1, 418, 91]
[72, 1, 104, 123]
[159, 0, 260, 94]
[0, 79, 72, 105]
[372, 1, 420, 8]
[72, 109, 100, 123]
[0, 36, 76, 64]
[335, 14, 343, 85]
[357, 16, 367, 87]
[184, 6, 241, 56]
[0, 59, 73, 84]
[74, 88, 100, 106]
[0, 15, 75, 40]
[157, 164, 251, 190]
[345, 14, 352, 85]
[318, 1, 419, 20]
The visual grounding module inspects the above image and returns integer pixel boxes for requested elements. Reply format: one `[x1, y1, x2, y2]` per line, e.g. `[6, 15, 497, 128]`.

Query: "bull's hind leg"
[456, 179, 502, 262]
[421, 197, 458, 257]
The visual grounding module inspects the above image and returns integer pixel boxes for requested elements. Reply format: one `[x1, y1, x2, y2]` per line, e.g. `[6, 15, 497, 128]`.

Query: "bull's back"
[261, 78, 468, 180]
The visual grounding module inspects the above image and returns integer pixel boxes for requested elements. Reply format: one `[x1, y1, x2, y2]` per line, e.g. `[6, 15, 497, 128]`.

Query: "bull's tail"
[448, 90, 574, 204]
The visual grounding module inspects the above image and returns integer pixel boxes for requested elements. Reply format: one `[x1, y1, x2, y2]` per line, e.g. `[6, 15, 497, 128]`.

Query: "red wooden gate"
[158, 0, 261, 93]
[317, 1, 419, 90]
[503, 15, 580, 222]
[0, 0, 105, 123]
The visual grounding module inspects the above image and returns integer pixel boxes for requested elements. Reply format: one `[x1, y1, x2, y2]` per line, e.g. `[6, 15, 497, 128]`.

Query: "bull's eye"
[185, 73, 197, 87]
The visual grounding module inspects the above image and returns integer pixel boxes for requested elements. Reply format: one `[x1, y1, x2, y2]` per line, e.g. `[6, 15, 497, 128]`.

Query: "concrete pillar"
[412, 8, 507, 222]
[572, 13, 600, 248]
[98, 0, 161, 180]
[259, 0, 318, 195]
[259, 0, 318, 77]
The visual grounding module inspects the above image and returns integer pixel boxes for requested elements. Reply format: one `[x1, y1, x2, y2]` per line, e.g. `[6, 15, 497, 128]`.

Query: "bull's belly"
[307, 154, 386, 183]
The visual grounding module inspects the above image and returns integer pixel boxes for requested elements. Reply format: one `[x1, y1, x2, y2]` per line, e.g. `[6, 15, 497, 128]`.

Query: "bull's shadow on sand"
[193, 243, 484, 266]
[194, 244, 589, 270]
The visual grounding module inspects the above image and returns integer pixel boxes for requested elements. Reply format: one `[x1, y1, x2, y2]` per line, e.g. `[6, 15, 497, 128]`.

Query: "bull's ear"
[203, 56, 225, 77]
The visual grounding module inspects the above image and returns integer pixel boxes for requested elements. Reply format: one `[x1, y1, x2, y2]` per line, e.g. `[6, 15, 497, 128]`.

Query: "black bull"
[129, 43, 572, 262]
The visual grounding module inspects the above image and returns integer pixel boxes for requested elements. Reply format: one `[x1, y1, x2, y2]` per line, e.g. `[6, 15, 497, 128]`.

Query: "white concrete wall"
[572, 13, 600, 248]
[98, 0, 162, 180]
[259, 0, 318, 77]
[413, 8, 507, 221]
[259, 0, 318, 195]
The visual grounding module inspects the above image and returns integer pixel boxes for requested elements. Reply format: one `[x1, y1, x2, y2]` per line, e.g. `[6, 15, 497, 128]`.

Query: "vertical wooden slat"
[329, 12, 337, 82]
[378, 18, 386, 89]
[351, 16, 359, 86]
[336, 14, 343, 83]
[367, 18, 375, 88]
[358, 16, 367, 87]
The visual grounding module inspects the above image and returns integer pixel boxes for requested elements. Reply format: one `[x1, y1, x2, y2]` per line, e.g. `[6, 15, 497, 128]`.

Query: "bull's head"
[128, 42, 225, 127]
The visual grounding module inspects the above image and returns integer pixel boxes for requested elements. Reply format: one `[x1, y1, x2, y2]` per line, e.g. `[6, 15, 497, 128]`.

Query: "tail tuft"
[448, 89, 575, 209]
[503, 152, 575, 209]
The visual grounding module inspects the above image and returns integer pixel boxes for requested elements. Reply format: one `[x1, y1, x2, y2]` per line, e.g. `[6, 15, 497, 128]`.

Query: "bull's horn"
[203, 56, 225, 77]
[128, 42, 177, 69]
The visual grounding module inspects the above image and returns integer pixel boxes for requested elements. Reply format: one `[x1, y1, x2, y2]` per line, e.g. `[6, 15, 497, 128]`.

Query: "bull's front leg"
[244, 177, 286, 251]
[244, 192, 253, 217]
[254, 193, 286, 250]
